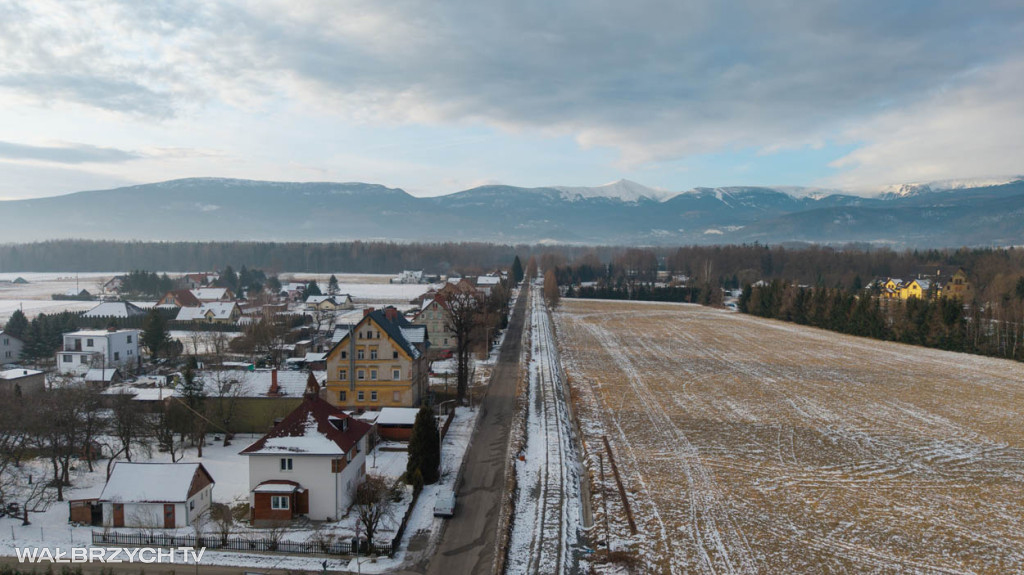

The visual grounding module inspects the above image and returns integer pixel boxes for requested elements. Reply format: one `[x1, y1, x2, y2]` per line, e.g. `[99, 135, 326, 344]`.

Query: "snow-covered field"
[508, 286, 584, 574]
[556, 299, 1024, 574]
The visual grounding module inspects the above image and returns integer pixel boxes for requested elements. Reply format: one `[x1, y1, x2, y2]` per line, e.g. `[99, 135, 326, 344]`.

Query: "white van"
[433, 489, 456, 518]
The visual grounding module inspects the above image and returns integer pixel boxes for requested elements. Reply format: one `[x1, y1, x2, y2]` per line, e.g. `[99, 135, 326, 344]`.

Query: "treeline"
[567, 284, 722, 306]
[119, 270, 176, 297]
[740, 282, 1024, 361]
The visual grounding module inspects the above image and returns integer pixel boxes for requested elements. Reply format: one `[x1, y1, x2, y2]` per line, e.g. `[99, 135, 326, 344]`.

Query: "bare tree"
[153, 405, 184, 463]
[106, 393, 154, 478]
[210, 502, 234, 545]
[354, 475, 399, 553]
[442, 284, 482, 403]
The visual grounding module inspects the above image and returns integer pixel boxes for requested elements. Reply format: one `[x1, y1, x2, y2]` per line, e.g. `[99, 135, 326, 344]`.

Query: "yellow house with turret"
[323, 307, 429, 410]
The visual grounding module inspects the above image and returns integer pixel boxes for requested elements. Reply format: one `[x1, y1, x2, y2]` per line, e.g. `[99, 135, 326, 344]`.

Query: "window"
[127, 335, 132, 343]
[280, 458, 293, 471]
[392, 391, 400, 402]
[86, 339, 94, 347]
[346, 449, 354, 462]
[80, 355, 89, 364]
[271, 496, 289, 510]
[370, 348, 378, 359]
[357, 370, 365, 380]
[339, 370, 347, 381]
[392, 351, 399, 359]
[114, 352, 120, 361]
[392, 369, 401, 380]
[63, 354, 72, 363]
[370, 370, 377, 380]
[357, 349, 365, 360]
[190, 500, 195, 510]
[370, 391, 378, 401]
[339, 390, 347, 401]
[341, 350, 347, 359]
[357, 391, 365, 401]
[332, 459, 344, 473]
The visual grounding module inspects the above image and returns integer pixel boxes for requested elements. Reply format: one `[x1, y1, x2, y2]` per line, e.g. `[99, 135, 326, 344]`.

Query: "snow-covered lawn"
[556, 298, 1024, 574]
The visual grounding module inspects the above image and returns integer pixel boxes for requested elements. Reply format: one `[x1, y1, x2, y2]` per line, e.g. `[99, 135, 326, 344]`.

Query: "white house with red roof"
[240, 388, 372, 524]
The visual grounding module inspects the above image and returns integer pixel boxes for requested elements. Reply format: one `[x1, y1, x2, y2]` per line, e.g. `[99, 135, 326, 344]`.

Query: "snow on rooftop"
[99, 463, 209, 503]
[376, 407, 420, 426]
[251, 413, 345, 455]
[0, 368, 42, 379]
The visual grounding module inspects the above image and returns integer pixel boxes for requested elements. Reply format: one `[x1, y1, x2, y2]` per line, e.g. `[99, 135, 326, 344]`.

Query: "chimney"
[363, 307, 375, 317]
[385, 307, 398, 322]
[267, 368, 281, 397]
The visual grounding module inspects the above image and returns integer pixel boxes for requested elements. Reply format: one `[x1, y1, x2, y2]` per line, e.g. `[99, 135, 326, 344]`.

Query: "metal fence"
[91, 530, 393, 557]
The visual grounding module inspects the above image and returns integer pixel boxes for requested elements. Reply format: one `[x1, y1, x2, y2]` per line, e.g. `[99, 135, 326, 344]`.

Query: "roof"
[99, 463, 213, 503]
[400, 325, 428, 344]
[191, 288, 230, 301]
[305, 295, 334, 304]
[176, 302, 238, 321]
[85, 368, 119, 382]
[0, 330, 23, 343]
[328, 308, 425, 360]
[163, 289, 202, 307]
[240, 397, 372, 456]
[83, 301, 146, 318]
[64, 329, 138, 337]
[0, 368, 42, 380]
[178, 369, 326, 398]
[476, 276, 501, 286]
[375, 407, 420, 426]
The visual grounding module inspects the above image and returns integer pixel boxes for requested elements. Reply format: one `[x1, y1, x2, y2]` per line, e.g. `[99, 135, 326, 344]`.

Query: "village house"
[412, 296, 455, 350]
[175, 301, 242, 324]
[0, 368, 45, 395]
[899, 278, 939, 300]
[98, 462, 215, 528]
[179, 369, 325, 432]
[323, 307, 429, 410]
[0, 330, 24, 363]
[304, 294, 354, 312]
[240, 390, 372, 524]
[56, 329, 140, 375]
[943, 268, 973, 300]
[157, 289, 203, 308]
[183, 273, 219, 290]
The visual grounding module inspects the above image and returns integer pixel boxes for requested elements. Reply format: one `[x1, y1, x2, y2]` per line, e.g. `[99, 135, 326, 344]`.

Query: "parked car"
[433, 489, 456, 518]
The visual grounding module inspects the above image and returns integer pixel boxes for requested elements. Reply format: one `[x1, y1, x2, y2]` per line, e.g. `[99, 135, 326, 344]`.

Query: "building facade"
[56, 329, 140, 375]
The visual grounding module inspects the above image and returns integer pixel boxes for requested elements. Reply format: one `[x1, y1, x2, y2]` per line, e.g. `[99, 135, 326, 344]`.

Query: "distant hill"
[1, 176, 1022, 247]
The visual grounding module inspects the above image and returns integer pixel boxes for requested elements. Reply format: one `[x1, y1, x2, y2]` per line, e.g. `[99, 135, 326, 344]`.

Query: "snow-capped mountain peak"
[553, 179, 678, 203]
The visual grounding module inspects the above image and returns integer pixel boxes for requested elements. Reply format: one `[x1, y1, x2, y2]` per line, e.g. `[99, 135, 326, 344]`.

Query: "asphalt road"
[415, 287, 529, 575]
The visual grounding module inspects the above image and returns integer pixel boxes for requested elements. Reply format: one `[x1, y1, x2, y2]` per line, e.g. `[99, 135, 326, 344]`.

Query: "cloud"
[0, 140, 140, 164]
[1, 0, 1023, 185]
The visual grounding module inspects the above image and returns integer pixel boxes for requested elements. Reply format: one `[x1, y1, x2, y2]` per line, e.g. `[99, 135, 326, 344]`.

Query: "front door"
[112, 503, 124, 527]
[164, 504, 175, 528]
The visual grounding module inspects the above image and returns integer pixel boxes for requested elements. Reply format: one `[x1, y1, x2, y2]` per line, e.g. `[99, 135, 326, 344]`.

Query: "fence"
[91, 530, 393, 557]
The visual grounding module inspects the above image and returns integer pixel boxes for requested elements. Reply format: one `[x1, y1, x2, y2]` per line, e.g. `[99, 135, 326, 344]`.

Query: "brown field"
[555, 299, 1024, 574]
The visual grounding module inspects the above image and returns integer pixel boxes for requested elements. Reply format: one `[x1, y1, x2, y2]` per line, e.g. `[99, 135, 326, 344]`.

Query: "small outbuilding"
[98, 462, 215, 528]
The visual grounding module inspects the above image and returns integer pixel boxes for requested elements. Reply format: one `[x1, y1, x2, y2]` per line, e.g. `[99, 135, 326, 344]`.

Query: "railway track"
[510, 284, 582, 575]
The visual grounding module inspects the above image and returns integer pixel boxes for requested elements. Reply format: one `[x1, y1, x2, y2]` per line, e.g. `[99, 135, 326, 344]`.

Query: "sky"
[1, 0, 1023, 200]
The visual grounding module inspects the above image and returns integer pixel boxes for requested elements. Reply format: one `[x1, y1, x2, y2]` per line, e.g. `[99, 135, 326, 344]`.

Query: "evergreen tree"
[511, 256, 524, 285]
[328, 274, 340, 295]
[4, 309, 28, 338]
[141, 309, 171, 359]
[406, 405, 441, 485]
[304, 281, 322, 297]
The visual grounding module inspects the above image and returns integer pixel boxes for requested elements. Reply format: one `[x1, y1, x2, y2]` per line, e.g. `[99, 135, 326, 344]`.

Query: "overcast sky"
[1, 0, 1022, 200]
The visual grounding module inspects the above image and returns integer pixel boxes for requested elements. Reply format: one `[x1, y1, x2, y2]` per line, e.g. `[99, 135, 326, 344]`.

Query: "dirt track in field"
[555, 299, 1024, 574]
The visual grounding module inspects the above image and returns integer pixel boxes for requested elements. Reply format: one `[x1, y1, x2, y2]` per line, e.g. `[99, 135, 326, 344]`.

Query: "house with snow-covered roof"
[56, 329, 139, 375]
[175, 302, 241, 324]
[190, 287, 235, 302]
[323, 306, 430, 410]
[304, 294, 353, 312]
[412, 295, 455, 350]
[240, 393, 372, 523]
[98, 462, 214, 528]
[83, 301, 147, 319]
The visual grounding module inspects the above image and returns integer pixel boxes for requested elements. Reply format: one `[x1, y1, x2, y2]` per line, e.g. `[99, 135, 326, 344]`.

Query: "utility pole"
[600, 452, 609, 555]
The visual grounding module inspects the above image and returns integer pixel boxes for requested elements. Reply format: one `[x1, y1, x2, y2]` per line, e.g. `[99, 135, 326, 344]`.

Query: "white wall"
[247, 436, 367, 521]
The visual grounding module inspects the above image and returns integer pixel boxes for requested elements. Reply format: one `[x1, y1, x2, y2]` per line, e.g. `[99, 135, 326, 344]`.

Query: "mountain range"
[1, 177, 1023, 247]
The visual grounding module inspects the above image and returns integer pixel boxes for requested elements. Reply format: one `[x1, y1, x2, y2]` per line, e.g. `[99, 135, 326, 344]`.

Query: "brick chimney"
[363, 307, 375, 317]
[385, 306, 398, 322]
[267, 368, 281, 397]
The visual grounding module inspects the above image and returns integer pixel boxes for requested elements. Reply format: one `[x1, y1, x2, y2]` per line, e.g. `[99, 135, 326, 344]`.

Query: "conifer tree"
[406, 405, 441, 485]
